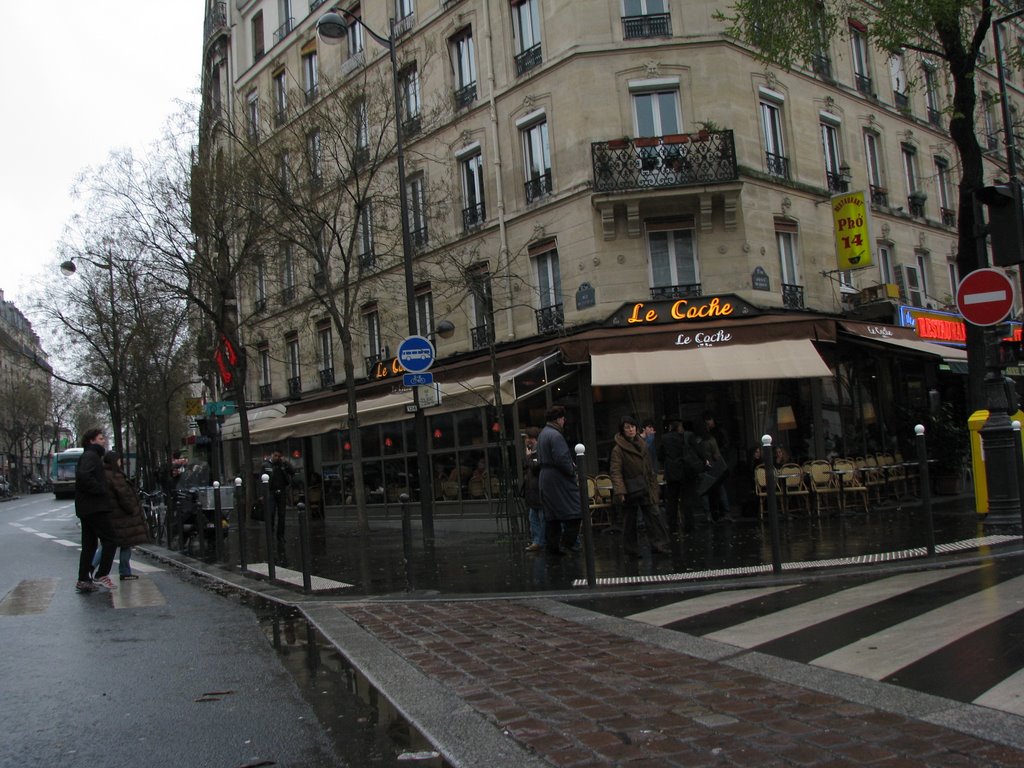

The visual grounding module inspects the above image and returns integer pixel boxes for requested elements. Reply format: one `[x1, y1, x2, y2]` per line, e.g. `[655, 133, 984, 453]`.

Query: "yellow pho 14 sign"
[832, 190, 874, 270]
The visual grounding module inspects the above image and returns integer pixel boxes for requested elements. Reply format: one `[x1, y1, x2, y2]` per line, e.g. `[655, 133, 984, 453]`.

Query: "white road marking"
[975, 667, 1024, 716]
[54, 540, 80, 547]
[627, 585, 798, 627]
[34, 533, 57, 540]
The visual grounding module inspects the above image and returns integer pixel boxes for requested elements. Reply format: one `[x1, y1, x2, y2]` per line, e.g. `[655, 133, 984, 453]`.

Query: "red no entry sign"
[956, 268, 1016, 326]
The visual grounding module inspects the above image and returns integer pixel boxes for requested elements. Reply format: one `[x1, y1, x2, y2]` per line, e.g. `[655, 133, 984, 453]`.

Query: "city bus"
[50, 447, 84, 499]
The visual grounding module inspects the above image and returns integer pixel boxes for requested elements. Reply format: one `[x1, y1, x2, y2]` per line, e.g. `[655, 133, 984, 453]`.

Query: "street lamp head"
[436, 319, 456, 339]
[316, 11, 349, 44]
[59, 260, 77, 277]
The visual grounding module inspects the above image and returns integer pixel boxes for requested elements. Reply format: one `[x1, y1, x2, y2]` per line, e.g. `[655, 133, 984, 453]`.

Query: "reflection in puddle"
[250, 598, 448, 767]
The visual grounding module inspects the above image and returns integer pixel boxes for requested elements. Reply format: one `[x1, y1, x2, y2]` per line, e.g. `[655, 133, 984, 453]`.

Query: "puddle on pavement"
[248, 596, 450, 768]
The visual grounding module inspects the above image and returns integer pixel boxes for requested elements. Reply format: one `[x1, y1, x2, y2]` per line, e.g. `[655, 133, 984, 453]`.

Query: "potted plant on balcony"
[694, 120, 721, 141]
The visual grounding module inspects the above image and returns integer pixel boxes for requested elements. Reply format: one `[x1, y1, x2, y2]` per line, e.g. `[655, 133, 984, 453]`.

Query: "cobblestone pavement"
[338, 599, 1024, 767]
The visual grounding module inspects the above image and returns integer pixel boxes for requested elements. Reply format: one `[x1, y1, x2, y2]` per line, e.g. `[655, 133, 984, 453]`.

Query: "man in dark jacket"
[266, 450, 295, 556]
[74, 429, 119, 592]
[522, 427, 544, 552]
[658, 420, 704, 535]
[536, 406, 582, 555]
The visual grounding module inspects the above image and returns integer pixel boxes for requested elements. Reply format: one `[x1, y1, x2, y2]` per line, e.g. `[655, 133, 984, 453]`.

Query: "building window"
[354, 98, 369, 158]
[850, 22, 871, 95]
[317, 322, 334, 383]
[820, 119, 844, 192]
[632, 88, 680, 137]
[532, 242, 563, 333]
[278, 151, 291, 193]
[364, 306, 384, 362]
[259, 345, 272, 387]
[948, 258, 960, 300]
[451, 29, 477, 108]
[902, 144, 922, 214]
[397, 0, 414, 21]
[281, 245, 296, 303]
[760, 96, 788, 178]
[622, 0, 671, 40]
[460, 151, 486, 230]
[889, 51, 909, 111]
[252, 11, 265, 63]
[776, 223, 800, 285]
[347, 5, 364, 58]
[924, 65, 942, 126]
[878, 243, 894, 285]
[916, 250, 931, 302]
[256, 261, 268, 311]
[407, 174, 428, 248]
[983, 93, 999, 151]
[286, 333, 301, 396]
[512, 0, 542, 76]
[415, 287, 434, 338]
[303, 50, 319, 103]
[648, 226, 698, 294]
[935, 157, 955, 225]
[307, 129, 322, 184]
[246, 91, 260, 142]
[356, 204, 374, 269]
[273, 70, 287, 126]
[400, 64, 421, 135]
[521, 117, 551, 202]
[274, 0, 294, 43]
[469, 268, 493, 348]
[864, 131, 886, 204]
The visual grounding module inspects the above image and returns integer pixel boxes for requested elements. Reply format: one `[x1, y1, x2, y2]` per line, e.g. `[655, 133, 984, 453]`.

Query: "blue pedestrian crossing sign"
[397, 335, 435, 373]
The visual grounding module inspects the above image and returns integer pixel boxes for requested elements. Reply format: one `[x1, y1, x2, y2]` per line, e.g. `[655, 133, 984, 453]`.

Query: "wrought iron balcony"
[928, 107, 942, 127]
[869, 185, 889, 206]
[281, 286, 296, 305]
[305, 84, 319, 105]
[514, 44, 543, 76]
[591, 131, 737, 193]
[765, 151, 790, 179]
[204, 1, 227, 42]
[941, 207, 957, 227]
[454, 81, 477, 110]
[273, 18, 294, 45]
[894, 91, 910, 111]
[651, 283, 702, 300]
[782, 283, 805, 310]
[358, 252, 376, 271]
[318, 367, 335, 388]
[810, 54, 832, 79]
[470, 323, 493, 350]
[410, 226, 429, 250]
[854, 73, 872, 96]
[287, 376, 302, 398]
[255, 297, 267, 314]
[462, 202, 486, 231]
[535, 304, 564, 335]
[274, 109, 287, 128]
[622, 13, 671, 39]
[524, 170, 552, 203]
[908, 193, 927, 218]
[826, 170, 849, 193]
[259, 383, 273, 401]
[401, 114, 421, 139]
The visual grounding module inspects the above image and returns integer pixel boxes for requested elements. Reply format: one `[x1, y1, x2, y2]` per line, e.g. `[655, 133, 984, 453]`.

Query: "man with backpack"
[658, 419, 705, 536]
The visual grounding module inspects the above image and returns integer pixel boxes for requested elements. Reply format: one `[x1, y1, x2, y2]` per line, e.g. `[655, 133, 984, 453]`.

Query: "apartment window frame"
[252, 11, 265, 63]
[397, 0, 415, 21]
[648, 223, 698, 292]
[259, 344, 272, 387]
[303, 50, 319, 103]
[924, 64, 942, 125]
[459, 149, 486, 230]
[307, 129, 322, 183]
[272, 69, 287, 126]
[281, 244, 296, 299]
[415, 288, 434, 338]
[864, 130, 886, 202]
[532, 243, 562, 309]
[407, 173, 428, 247]
[889, 51, 909, 110]
[760, 91, 788, 179]
[520, 114, 551, 202]
[935, 156, 953, 215]
[400, 63, 421, 124]
[776, 223, 800, 286]
[512, 0, 542, 55]
[355, 203, 374, 267]
[901, 143, 919, 195]
[317, 322, 334, 372]
[631, 82, 681, 137]
[286, 333, 301, 380]
[915, 250, 931, 302]
[246, 90, 260, 141]
[947, 258, 960, 300]
[469, 268, 493, 332]
[364, 306, 384, 359]
[451, 28, 477, 105]
[346, 6, 364, 58]
[256, 261, 268, 309]
[820, 117, 843, 191]
[877, 243, 894, 285]
[850, 23, 871, 94]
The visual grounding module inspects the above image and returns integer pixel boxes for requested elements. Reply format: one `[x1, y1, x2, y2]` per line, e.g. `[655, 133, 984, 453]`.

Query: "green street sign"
[203, 400, 237, 417]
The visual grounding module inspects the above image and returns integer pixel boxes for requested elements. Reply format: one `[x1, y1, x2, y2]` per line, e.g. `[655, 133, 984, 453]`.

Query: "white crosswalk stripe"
[628, 584, 799, 626]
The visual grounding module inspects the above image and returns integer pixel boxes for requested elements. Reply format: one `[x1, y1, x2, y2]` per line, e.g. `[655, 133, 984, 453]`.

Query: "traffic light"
[978, 181, 1024, 267]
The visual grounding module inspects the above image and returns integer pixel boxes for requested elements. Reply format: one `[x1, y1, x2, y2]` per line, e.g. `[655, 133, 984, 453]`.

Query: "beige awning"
[859, 335, 967, 362]
[838, 321, 967, 362]
[590, 339, 832, 386]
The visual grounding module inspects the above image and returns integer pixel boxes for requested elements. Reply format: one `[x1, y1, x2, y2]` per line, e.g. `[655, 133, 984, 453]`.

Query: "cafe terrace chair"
[467, 477, 487, 499]
[807, 460, 840, 515]
[587, 477, 612, 528]
[879, 452, 906, 498]
[753, 465, 769, 518]
[779, 463, 811, 515]
[854, 456, 886, 504]
[833, 458, 869, 513]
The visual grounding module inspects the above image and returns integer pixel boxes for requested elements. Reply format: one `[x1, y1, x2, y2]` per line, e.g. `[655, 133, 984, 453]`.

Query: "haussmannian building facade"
[198, 0, 1021, 523]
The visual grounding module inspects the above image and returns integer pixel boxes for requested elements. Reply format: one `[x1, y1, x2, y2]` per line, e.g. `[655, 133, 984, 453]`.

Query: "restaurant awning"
[838, 321, 967, 363]
[590, 339, 832, 386]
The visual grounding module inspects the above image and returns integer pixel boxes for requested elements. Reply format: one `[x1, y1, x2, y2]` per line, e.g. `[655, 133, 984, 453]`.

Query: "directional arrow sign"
[956, 268, 1016, 327]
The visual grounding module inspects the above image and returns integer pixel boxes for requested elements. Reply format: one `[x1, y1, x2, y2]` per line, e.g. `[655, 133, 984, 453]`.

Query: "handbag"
[623, 475, 649, 504]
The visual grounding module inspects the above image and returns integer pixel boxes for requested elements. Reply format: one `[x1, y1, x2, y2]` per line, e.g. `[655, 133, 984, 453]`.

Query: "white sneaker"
[94, 575, 118, 590]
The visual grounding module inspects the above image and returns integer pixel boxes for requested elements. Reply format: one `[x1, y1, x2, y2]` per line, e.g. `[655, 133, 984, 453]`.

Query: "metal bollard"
[915, 425, 935, 557]
[262, 473, 276, 581]
[297, 502, 312, 594]
[399, 492, 415, 591]
[1014, 421, 1024, 532]
[235, 477, 247, 571]
[574, 443, 597, 588]
[213, 482, 223, 563]
[762, 435, 782, 575]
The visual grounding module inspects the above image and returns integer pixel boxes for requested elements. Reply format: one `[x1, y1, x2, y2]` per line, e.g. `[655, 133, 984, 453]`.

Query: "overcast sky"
[0, 3, 202, 309]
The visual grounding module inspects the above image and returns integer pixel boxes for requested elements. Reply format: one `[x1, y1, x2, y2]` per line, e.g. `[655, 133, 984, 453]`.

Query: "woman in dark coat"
[92, 451, 150, 580]
[610, 415, 670, 558]
[536, 406, 582, 555]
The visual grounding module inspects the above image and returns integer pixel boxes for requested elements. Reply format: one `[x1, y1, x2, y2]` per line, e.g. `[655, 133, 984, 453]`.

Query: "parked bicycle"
[140, 490, 168, 546]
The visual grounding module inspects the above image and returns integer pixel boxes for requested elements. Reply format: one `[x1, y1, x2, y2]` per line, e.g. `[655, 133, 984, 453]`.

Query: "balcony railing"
[401, 114, 421, 138]
[908, 193, 927, 218]
[273, 18, 294, 45]
[514, 44, 543, 76]
[941, 207, 957, 227]
[765, 151, 790, 179]
[470, 323, 493, 350]
[305, 84, 319, 105]
[826, 170, 849, 193]
[782, 283, 805, 310]
[204, 1, 227, 42]
[454, 81, 477, 109]
[622, 13, 671, 39]
[651, 283, 702, 300]
[309, 0, 326, 10]
[928, 107, 942, 127]
[591, 131, 738, 193]
[894, 91, 910, 111]
[281, 286, 296, 305]
[869, 185, 889, 206]
[535, 304, 564, 335]
[854, 73, 872, 96]
[410, 226, 429, 250]
[259, 383, 273, 401]
[358, 252, 376, 271]
[810, 54, 832, 79]
[287, 376, 302, 398]
[255, 297, 267, 314]
[318, 367, 335, 388]
[274, 109, 287, 128]
[524, 170, 553, 203]
[462, 202, 486, 231]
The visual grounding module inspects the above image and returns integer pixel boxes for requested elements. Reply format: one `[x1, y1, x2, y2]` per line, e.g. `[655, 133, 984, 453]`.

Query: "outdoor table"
[829, 467, 855, 515]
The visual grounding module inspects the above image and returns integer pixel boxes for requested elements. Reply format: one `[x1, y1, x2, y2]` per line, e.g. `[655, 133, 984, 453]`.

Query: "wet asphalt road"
[0, 493, 341, 768]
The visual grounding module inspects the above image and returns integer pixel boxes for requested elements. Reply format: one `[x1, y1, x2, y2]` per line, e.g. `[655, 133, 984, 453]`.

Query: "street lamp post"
[317, 8, 435, 536]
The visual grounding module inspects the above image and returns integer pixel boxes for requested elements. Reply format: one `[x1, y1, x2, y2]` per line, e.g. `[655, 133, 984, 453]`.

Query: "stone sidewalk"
[304, 595, 1024, 767]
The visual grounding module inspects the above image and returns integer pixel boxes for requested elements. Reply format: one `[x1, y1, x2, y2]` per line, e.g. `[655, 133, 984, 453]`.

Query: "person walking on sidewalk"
[536, 406, 582, 555]
[522, 427, 545, 553]
[91, 451, 150, 581]
[266, 450, 295, 559]
[658, 419, 704, 535]
[611, 416, 671, 558]
[74, 429, 118, 592]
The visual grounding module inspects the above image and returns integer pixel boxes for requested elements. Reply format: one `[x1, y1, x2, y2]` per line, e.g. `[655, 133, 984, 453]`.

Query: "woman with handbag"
[610, 416, 670, 558]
